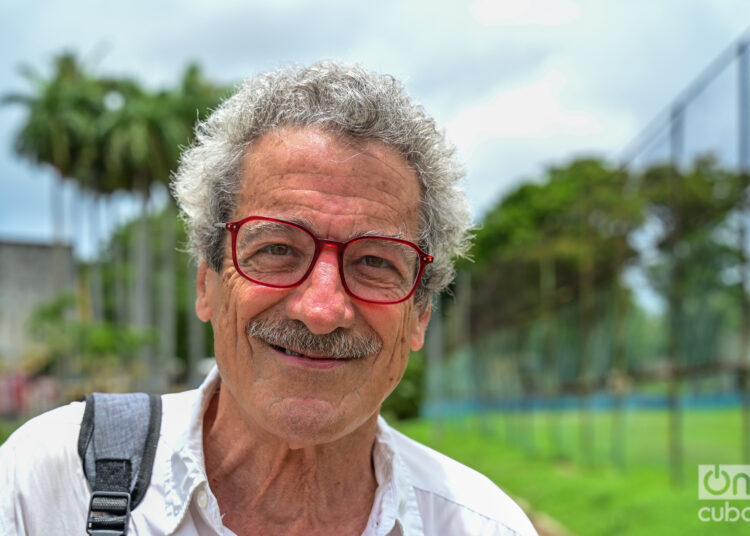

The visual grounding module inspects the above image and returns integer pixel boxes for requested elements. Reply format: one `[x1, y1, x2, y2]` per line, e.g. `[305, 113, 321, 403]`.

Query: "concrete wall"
[0, 240, 75, 369]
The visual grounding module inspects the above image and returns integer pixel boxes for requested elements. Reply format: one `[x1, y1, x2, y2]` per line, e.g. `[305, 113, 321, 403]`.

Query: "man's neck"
[202, 385, 379, 536]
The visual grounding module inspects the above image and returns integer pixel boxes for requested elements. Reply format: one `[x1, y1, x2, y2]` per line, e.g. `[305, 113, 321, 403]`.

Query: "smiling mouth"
[269, 343, 351, 361]
[246, 318, 382, 361]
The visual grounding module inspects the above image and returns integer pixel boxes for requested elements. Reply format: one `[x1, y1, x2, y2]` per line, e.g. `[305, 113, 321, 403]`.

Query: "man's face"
[196, 127, 431, 446]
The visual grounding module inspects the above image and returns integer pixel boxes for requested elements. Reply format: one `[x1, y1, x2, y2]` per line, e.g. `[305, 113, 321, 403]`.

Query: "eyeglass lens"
[235, 220, 420, 302]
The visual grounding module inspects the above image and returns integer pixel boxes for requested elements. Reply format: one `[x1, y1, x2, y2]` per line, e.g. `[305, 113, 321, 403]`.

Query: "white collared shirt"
[0, 367, 537, 535]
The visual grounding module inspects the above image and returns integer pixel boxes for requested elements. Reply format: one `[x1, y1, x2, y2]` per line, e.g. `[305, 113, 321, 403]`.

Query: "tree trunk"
[737, 42, 750, 464]
[461, 272, 490, 436]
[157, 199, 177, 384]
[51, 176, 66, 294]
[132, 185, 158, 391]
[540, 256, 561, 459]
[113, 200, 128, 326]
[611, 242, 630, 470]
[578, 253, 595, 468]
[739, 211, 749, 463]
[668, 111, 685, 487]
[51, 176, 69, 381]
[88, 194, 104, 321]
[667, 253, 684, 487]
[425, 296, 444, 442]
[70, 186, 90, 321]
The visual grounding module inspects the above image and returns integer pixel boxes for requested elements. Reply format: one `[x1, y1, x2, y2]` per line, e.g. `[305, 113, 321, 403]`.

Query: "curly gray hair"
[171, 61, 471, 304]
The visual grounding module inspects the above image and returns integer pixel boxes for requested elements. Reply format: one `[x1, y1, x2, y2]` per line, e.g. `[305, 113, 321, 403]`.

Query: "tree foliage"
[5, 52, 229, 196]
[24, 293, 154, 394]
[466, 159, 643, 342]
[6, 52, 228, 389]
[456, 156, 747, 394]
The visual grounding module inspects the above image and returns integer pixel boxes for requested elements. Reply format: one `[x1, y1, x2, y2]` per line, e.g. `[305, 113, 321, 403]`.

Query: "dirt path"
[516, 497, 576, 536]
[530, 512, 576, 536]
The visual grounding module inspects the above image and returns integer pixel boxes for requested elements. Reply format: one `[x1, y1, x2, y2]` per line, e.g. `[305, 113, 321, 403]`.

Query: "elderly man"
[0, 62, 537, 536]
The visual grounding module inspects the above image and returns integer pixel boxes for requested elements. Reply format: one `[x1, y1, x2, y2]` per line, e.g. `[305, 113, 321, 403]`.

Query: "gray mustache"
[246, 318, 383, 359]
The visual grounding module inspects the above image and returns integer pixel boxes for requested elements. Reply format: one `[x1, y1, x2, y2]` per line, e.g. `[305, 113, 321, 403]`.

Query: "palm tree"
[95, 81, 184, 391]
[96, 65, 226, 390]
[4, 52, 104, 293]
[7, 54, 226, 389]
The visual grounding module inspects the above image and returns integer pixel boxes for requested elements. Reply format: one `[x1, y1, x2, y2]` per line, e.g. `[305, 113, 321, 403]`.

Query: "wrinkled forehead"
[234, 127, 422, 238]
[243, 127, 417, 183]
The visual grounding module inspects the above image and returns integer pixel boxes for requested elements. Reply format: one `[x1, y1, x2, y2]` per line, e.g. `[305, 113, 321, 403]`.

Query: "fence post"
[426, 297, 444, 442]
[668, 106, 685, 487]
[738, 40, 750, 464]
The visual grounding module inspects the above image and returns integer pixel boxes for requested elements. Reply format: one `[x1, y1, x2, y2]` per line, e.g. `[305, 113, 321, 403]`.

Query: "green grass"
[395, 408, 746, 536]
[0, 420, 23, 444]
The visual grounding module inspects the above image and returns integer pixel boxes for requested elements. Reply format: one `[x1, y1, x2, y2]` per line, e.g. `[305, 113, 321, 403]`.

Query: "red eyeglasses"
[214, 216, 433, 304]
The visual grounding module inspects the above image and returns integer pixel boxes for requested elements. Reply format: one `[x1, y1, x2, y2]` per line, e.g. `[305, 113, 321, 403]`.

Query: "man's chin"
[263, 398, 370, 447]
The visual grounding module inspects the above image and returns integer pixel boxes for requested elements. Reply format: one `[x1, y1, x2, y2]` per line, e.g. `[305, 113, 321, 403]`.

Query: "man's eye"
[262, 244, 292, 255]
[362, 255, 389, 268]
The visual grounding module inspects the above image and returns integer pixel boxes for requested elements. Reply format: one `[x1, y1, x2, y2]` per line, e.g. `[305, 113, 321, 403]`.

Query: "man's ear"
[409, 302, 432, 352]
[195, 261, 214, 322]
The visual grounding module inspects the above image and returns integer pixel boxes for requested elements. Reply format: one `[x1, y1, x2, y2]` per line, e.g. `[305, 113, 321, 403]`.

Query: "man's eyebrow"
[280, 216, 408, 241]
[358, 229, 407, 240]
[281, 215, 316, 230]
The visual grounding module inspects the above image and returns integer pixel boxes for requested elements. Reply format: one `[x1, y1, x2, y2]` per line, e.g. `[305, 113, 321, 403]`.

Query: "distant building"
[0, 239, 75, 370]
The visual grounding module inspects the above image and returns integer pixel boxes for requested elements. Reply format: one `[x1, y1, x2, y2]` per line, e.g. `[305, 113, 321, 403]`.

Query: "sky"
[1, 0, 749, 258]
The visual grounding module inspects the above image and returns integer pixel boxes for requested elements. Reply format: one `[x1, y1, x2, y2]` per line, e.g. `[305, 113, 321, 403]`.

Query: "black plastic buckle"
[87, 491, 132, 536]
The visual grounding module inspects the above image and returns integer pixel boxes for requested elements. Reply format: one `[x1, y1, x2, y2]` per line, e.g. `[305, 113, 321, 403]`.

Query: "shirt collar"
[162, 365, 424, 535]
[161, 366, 222, 534]
[371, 416, 425, 536]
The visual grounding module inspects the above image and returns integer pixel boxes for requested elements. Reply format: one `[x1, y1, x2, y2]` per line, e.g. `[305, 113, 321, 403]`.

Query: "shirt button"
[197, 489, 208, 508]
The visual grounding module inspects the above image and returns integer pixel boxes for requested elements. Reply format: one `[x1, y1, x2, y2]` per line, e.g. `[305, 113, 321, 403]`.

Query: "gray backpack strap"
[77, 393, 162, 536]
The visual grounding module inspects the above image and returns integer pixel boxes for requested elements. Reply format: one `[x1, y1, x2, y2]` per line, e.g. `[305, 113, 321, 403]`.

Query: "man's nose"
[285, 246, 355, 334]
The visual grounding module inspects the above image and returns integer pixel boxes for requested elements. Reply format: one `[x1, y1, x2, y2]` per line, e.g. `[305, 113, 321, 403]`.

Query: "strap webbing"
[78, 393, 162, 535]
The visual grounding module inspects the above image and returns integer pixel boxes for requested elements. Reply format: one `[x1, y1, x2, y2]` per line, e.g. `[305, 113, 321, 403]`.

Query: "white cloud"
[470, 0, 581, 27]
[447, 69, 600, 156]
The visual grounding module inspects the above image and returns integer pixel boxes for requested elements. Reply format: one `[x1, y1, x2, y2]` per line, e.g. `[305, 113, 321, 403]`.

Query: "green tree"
[638, 156, 742, 485]
[7, 55, 228, 390]
[466, 159, 641, 381]
[3, 52, 107, 295]
[24, 293, 154, 397]
[97, 206, 214, 383]
[93, 65, 226, 390]
[455, 158, 644, 460]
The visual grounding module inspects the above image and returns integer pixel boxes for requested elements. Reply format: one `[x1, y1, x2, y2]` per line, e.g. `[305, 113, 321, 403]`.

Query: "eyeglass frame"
[214, 216, 434, 305]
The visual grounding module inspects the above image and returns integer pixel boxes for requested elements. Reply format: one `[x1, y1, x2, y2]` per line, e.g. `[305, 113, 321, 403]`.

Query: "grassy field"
[1, 407, 745, 535]
[395, 407, 745, 536]
[0, 419, 23, 444]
